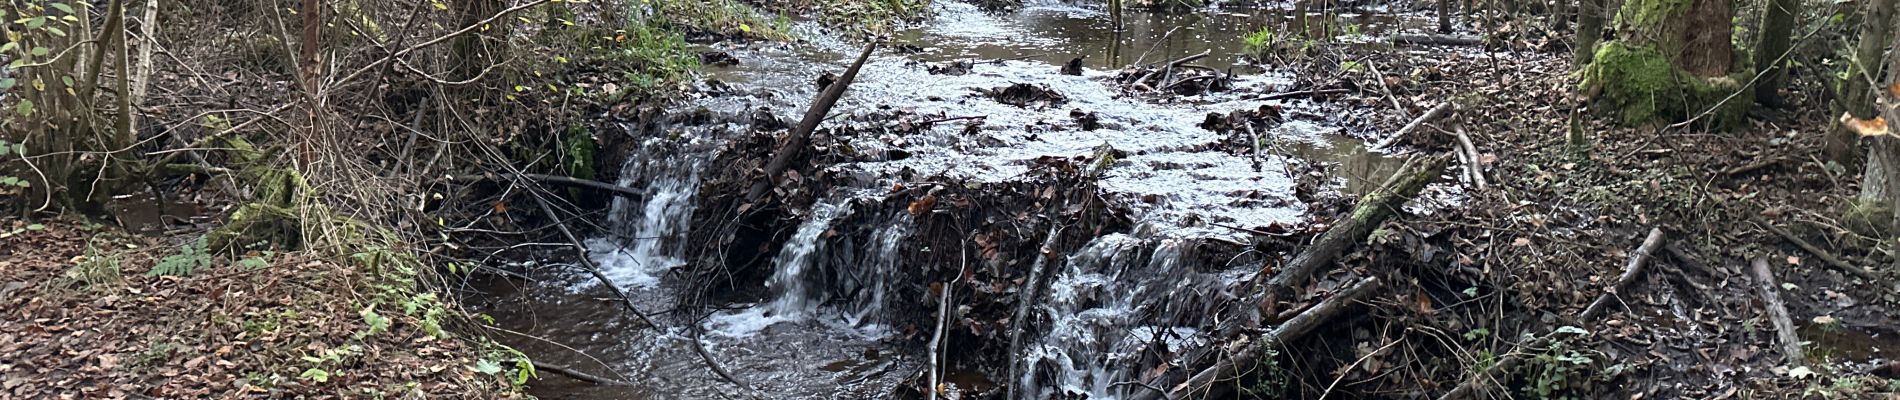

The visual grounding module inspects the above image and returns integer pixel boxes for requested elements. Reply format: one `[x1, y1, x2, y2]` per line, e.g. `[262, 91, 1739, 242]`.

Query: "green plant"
[298, 344, 361, 384]
[61, 244, 124, 290]
[1522, 335, 1598, 399]
[1243, 26, 1276, 52]
[614, 21, 699, 90]
[149, 236, 211, 277]
[1243, 345, 1287, 397]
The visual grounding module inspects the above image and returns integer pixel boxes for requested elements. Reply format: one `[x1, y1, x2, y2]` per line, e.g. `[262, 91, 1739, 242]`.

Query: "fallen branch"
[1438, 227, 1666, 400]
[1262, 154, 1448, 302]
[531, 361, 635, 386]
[518, 180, 660, 329]
[1252, 88, 1353, 101]
[1392, 33, 1483, 46]
[1143, 277, 1385, 400]
[448, 172, 645, 202]
[1452, 126, 1487, 191]
[1579, 228, 1666, 322]
[1750, 256, 1807, 366]
[744, 42, 878, 204]
[1006, 225, 1064, 400]
[1374, 102, 1455, 150]
[688, 324, 752, 390]
[1134, 49, 1211, 90]
[1752, 216, 1877, 280]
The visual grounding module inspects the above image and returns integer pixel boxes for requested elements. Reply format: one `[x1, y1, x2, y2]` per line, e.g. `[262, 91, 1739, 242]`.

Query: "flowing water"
[484, 1, 1435, 398]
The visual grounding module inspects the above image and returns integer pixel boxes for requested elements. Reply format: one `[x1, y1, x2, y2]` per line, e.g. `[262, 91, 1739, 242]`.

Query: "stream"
[480, 1, 1438, 399]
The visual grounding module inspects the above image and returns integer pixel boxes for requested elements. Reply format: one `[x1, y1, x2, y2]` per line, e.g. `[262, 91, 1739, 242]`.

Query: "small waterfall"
[584, 136, 703, 291]
[1020, 233, 1204, 400]
[767, 197, 853, 318]
[844, 214, 913, 326]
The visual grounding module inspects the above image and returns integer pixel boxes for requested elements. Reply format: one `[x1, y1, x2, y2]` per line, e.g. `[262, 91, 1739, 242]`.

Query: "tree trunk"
[1828, 0, 1897, 166]
[1439, 0, 1453, 33]
[1578, 0, 1751, 129]
[1573, 0, 1606, 66]
[1751, 0, 1798, 105]
[1861, 23, 1900, 237]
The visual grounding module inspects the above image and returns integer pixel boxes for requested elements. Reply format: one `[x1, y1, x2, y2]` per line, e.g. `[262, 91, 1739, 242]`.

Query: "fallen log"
[1140, 277, 1385, 400]
[1374, 102, 1454, 150]
[1392, 33, 1484, 46]
[1750, 256, 1808, 367]
[1579, 228, 1666, 322]
[743, 42, 878, 205]
[1752, 216, 1878, 281]
[1437, 227, 1667, 400]
[1262, 154, 1448, 302]
[448, 172, 644, 202]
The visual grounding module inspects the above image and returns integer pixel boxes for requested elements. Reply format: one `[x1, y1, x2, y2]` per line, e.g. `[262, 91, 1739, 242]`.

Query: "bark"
[1676, 0, 1734, 77]
[1866, 24, 1900, 240]
[1751, 0, 1798, 105]
[1833, 0, 1898, 166]
[1574, 0, 1606, 66]
[1438, 0, 1453, 33]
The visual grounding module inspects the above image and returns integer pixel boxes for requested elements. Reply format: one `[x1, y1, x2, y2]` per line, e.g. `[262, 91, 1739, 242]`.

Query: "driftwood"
[1438, 227, 1667, 400]
[743, 42, 878, 204]
[1392, 33, 1484, 46]
[1752, 216, 1878, 280]
[449, 172, 645, 202]
[1262, 154, 1449, 300]
[1138, 277, 1385, 400]
[1579, 228, 1666, 322]
[1750, 256, 1808, 366]
[1374, 102, 1455, 150]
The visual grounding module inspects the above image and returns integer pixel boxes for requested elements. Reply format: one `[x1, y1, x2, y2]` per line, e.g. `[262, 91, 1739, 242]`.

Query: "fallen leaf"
[908, 194, 937, 216]
[1512, 237, 1531, 247]
[1787, 255, 1801, 266]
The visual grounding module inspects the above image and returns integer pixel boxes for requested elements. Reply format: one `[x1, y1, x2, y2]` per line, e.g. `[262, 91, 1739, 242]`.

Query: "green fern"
[149, 237, 211, 277]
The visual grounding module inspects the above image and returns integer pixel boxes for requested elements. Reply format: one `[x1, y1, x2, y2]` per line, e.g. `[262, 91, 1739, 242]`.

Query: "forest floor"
[1331, 36, 1900, 397]
[0, 214, 525, 399]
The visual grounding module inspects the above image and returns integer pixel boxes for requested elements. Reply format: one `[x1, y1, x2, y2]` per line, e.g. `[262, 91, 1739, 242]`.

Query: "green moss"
[1579, 42, 1754, 130]
[1580, 42, 1677, 125]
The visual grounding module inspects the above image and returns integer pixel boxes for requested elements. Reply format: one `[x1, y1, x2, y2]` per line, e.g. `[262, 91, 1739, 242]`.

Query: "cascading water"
[766, 196, 854, 318]
[1020, 233, 1212, 400]
[843, 213, 913, 326]
[583, 136, 704, 291]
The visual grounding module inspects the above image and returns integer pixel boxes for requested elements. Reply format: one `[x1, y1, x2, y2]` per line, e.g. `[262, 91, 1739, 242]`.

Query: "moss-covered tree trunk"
[1578, 0, 1753, 129]
[1826, 0, 1896, 165]
[1751, 0, 1798, 106]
